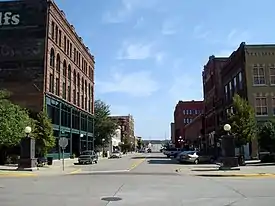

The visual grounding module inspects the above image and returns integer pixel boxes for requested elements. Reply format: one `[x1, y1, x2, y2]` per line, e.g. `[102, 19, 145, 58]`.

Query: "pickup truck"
[78, 150, 98, 164]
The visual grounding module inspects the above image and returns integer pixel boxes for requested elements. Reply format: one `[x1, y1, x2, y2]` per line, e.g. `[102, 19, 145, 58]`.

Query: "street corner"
[129, 158, 146, 171]
[0, 171, 37, 178]
[192, 172, 275, 178]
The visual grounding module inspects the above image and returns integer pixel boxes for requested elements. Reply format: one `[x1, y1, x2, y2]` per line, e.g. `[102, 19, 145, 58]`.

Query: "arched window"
[56, 54, 60, 73]
[50, 48, 55, 67]
[68, 65, 71, 81]
[63, 60, 67, 77]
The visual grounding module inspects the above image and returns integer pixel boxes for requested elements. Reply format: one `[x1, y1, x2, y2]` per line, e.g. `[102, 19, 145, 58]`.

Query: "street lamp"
[80, 134, 84, 138]
[219, 123, 239, 170]
[24, 126, 32, 136]
[18, 126, 36, 170]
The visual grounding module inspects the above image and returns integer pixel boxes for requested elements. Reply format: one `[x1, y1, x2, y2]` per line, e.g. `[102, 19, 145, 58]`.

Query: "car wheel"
[194, 159, 199, 164]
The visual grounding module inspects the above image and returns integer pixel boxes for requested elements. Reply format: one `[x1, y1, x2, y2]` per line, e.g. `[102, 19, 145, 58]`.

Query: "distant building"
[174, 100, 204, 148]
[110, 114, 135, 144]
[170, 122, 175, 144]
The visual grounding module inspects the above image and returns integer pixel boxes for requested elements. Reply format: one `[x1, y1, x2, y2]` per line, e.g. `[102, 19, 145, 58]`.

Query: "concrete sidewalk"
[187, 165, 275, 177]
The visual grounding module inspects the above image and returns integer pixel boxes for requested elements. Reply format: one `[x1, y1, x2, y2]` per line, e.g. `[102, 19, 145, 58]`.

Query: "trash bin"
[47, 157, 53, 165]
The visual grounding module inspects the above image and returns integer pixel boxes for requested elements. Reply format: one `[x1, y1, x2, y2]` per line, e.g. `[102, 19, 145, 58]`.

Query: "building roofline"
[47, 0, 95, 63]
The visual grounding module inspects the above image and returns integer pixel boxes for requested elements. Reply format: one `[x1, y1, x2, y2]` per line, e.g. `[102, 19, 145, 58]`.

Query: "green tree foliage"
[258, 120, 275, 152]
[32, 110, 55, 157]
[0, 90, 32, 147]
[228, 94, 257, 147]
[120, 136, 132, 152]
[94, 100, 117, 147]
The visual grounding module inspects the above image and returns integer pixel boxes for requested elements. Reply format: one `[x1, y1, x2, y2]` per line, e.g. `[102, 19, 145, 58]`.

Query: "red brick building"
[0, 0, 95, 158]
[202, 55, 228, 148]
[184, 114, 204, 148]
[174, 100, 204, 148]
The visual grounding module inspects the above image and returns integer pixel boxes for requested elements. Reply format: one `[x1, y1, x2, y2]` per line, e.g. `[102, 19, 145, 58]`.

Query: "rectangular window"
[238, 72, 243, 89]
[49, 74, 54, 93]
[270, 67, 275, 85]
[253, 67, 266, 85]
[55, 25, 58, 43]
[73, 48, 76, 62]
[70, 43, 72, 58]
[62, 82, 66, 99]
[58, 30, 62, 46]
[233, 76, 237, 89]
[55, 78, 60, 96]
[73, 89, 76, 104]
[51, 21, 55, 39]
[255, 97, 268, 116]
[88, 100, 91, 112]
[68, 85, 71, 102]
[64, 36, 67, 52]
[229, 81, 232, 97]
[67, 39, 70, 54]
[81, 95, 84, 108]
[77, 92, 80, 107]
[85, 97, 87, 110]
[224, 85, 228, 101]
[272, 97, 275, 115]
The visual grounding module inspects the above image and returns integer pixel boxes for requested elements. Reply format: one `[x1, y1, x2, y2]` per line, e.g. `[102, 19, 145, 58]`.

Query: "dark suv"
[78, 150, 98, 164]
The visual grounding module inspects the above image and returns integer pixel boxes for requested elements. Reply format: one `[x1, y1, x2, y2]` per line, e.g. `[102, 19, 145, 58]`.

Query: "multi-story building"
[221, 42, 275, 158]
[110, 115, 135, 144]
[170, 122, 175, 144]
[202, 55, 228, 152]
[174, 100, 204, 148]
[0, 0, 95, 158]
[184, 114, 204, 149]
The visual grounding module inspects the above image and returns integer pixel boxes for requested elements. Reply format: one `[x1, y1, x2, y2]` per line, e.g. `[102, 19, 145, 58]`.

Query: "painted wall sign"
[0, 12, 20, 26]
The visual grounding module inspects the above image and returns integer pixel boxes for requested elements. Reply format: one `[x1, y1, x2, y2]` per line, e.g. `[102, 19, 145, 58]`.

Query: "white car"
[110, 151, 122, 158]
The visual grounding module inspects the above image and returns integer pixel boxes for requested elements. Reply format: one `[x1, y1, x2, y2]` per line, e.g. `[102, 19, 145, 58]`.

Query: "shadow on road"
[147, 159, 178, 164]
[246, 162, 275, 167]
[131, 156, 168, 159]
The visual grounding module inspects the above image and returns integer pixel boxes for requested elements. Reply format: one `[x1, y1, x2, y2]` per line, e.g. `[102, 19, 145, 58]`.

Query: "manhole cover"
[101, 197, 122, 202]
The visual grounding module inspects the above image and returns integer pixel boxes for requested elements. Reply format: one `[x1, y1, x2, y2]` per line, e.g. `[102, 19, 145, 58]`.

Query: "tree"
[258, 120, 275, 153]
[228, 94, 257, 148]
[137, 138, 142, 150]
[0, 90, 32, 163]
[94, 100, 117, 148]
[32, 110, 55, 157]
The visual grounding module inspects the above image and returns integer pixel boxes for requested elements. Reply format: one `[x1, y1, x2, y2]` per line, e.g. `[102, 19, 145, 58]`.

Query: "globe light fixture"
[24, 126, 32, 135]
[80, 134, 84, 138]
[223, 124, 231, 132]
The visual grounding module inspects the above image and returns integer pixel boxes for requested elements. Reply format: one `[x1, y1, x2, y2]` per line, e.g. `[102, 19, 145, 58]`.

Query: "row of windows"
[182, 109, 202, 115]
[49, 49, 93, 113]
[253, 66, 275, 85]
[224, 71, 243, 101]
[226, 96, 275, 117]
[51, 21, 93, 79]
[183, 118, 193, 124]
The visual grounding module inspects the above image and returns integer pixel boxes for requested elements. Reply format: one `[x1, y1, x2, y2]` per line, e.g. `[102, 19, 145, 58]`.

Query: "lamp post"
[80, 134, 84, 152]
[18, 126, 36, 170]
[178, 136, 184, 149]
[219, 124, 239, 170]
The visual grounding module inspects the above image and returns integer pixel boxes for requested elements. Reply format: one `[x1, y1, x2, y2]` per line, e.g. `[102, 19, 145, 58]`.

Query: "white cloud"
[102, 0, 158, 23]
[226, 29, 251, 47]
[117, 42, 154, 60]
[161, 18, 180, 35]
[97, 70, 159, 97]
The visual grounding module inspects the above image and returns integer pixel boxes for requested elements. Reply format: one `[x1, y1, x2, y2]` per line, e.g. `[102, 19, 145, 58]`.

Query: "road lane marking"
[69, 168, 82, 174]
[129, 158, 145, 171]
[0, 172, 37, 177]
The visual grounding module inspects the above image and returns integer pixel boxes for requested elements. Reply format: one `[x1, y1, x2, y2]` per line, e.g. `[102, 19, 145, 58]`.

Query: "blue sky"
[55, 0, 274, 139]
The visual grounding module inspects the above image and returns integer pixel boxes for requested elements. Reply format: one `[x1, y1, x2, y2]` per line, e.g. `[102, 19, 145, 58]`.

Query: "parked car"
[110, 151, 122, 158]
[164, 148, 181, 158]
[78, 150, 98, 164]
[176, 151, 215, 164]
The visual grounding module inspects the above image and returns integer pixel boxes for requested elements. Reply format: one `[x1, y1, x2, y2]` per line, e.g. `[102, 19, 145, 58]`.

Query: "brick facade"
[174, 100, 204, 148]
[184, 114, 204, 144]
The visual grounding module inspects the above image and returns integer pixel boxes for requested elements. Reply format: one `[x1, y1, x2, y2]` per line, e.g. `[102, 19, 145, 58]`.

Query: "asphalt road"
[0, 153, 275, 206]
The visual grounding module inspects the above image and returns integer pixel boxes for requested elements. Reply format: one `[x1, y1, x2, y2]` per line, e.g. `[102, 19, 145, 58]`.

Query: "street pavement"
[0, 153, 275, 206]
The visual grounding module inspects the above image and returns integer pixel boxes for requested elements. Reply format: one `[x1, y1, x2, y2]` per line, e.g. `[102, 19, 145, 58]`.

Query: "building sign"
[0, 12, 20, 26]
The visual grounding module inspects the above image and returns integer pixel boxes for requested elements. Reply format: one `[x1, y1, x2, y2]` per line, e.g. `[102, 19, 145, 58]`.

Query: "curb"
[69, 169, 82, 174]
[0, 172, 37, 178]
[193, 173, 275, 178]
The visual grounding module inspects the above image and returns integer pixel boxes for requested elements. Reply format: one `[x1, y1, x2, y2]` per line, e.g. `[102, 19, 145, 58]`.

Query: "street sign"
[59, 137, 68, 149]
